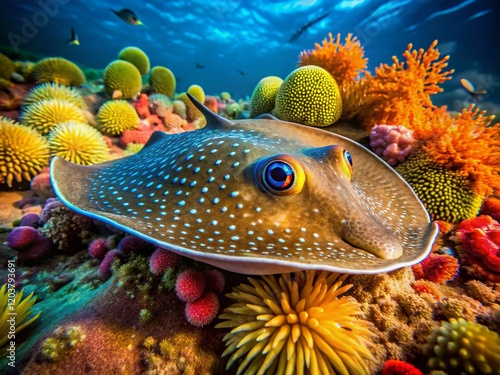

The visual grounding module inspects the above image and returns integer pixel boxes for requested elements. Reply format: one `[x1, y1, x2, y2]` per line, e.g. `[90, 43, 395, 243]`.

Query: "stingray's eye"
[256, 155, 305, 196]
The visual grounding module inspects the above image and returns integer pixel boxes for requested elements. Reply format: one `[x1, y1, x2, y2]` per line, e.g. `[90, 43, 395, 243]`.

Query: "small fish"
[289, 11, 330, 43]
[110, 8, 145, 26]
[237, 69, 245, 76]
[195, 62, 205, 69]
[66, 27, 79, 46]
[460, 78, 487, 101]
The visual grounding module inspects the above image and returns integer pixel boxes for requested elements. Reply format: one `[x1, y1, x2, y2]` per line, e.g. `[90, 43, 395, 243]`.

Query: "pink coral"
[88, 238, 109, 260]
[175, 269, 205, 302]
[145, 114, 166, 131]
[369, 124, 414, 165]
[149, 247, 179, 275]
[185, 291, 220, 327]
[204, 96, 218, 113]
[98, 249, 121, 279]
[132, 93, 150, 119]
[455, 215, 500, 282]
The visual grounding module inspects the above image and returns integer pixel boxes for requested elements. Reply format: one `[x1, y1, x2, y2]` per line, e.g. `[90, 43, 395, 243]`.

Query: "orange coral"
[411, 280, 442, 301]
[357, 40, 453, 130]
[412, 253, 459, 284]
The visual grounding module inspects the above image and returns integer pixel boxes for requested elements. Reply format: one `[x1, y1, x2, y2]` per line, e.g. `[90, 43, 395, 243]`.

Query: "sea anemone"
[150, 66, 176, 97]
[216, 270, 374, 375]
[424, 318, 500, 374]
[35, 57, 86, 87]
[118, 46, 150, 76]
[395, 150, 483, 223]
[187, 84, 205, 103]
[103, 60, 142, 99]
[48, 121, 109, 165]
[249, 76, 283, 118]
[274, 66, 343, 127]
[96, 100, 139, 136]
[24, 82, 86, 109]
[20, 98, 86, 136]
[0, 117, 49, 187]
[0, 284, 41, 348]
[0, 53, 15, 81]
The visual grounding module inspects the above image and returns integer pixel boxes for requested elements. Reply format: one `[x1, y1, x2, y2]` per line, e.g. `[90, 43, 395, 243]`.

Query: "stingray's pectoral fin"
[341, 218, 403, 260]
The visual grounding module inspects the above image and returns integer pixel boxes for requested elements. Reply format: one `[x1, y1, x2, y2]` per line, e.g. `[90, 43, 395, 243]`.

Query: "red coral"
[133, 93, 151, 119]
[119, 128, 155, 146]
[411, 253, 459, 284]
[411, 280, 442, 301]
[480, 196, 500, 221]
[381, 360, 423, 375]
[185, 291, 219, 327]
[455, 215, 500, 282]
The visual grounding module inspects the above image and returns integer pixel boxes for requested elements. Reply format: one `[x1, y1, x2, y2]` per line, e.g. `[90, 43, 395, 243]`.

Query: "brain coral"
[150, 66, 176, 97]
[118, 46, 150, 76]
[35, 57, 86, 87]
[216, 270, 374, 375]
[103, 60, 142, 99]
[395, 150, 483, 223]
[20, 99, 86, 136]
[424, 318, 500, 374]
[96, 100, 139, 136]
[48, 121, 109, 165]
[24, 83, 86, 109]
[0, 117, 49, 187]
[274, 65, 342, 127]
[249, 76, 283, 118]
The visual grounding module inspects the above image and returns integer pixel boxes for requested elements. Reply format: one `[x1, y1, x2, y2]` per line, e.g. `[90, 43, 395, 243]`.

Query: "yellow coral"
[96, 100, 139, 136]
[216, 270, 374, 375]
[35, 57, 86, 87]
[150, 66, 176, 97]
[103, 60, 142, 99]
[249, 76, 283, 118]
[24, 83, 86, 109]
[187, 84, 205, 103]
[118, 46, 150, 76]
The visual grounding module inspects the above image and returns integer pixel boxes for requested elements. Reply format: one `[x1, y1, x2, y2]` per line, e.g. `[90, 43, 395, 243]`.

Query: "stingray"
[50, 95, 438, 275]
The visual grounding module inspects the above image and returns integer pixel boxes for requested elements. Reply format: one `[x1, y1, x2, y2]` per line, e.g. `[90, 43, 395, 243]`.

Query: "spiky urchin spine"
[35, 57, 86, 87]
[96, 100, 139, 136]
[24, 82, 86, 109]
[395, 151, 483, 223]
[48, 121, 109, 165]
[0, 117, 49, 187]
[216, 270, 374, 375]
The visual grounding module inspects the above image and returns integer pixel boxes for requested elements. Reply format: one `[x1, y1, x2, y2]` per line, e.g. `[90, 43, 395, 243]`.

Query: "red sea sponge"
[175, 269, 205, 302]
[203, 269, 225, 293]
[412, 253, 459, 284]
[149, 247, 180, 275]
[480, 196, 500, 221]
[381, 359, 424, 375]
[455, 215, 500, 282]
[369, 124, 414, 165]
[88, 237, 109, 260]
[133, 93, 150, 119]
[185, 291, 220, 327]
[204, 96, 218, 113]
[7, 226, 52, 262]
[117, 235, 154, 256]
[98, 249, 121, 279]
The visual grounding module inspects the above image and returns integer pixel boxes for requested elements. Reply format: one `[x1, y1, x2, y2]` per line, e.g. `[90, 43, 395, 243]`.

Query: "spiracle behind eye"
[263, 161, 295, 191]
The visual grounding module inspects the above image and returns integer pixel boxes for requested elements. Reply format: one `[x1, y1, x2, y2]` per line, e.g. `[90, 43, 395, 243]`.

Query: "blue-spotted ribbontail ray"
[50, 94, 438, 275]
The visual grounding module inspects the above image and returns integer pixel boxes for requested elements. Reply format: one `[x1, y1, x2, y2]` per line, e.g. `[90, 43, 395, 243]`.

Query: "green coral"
[249, 76, 283, 117]
[425, 318, 500, 374]
[35, 57, 86, 86]
[150, 66, 176, 97]
[24, 83, 86, 109]
[118, 46, 150, 76]
[103, 60, 142, 99]
[39, 326, 85, 362]
[0, 53, 15, 81]
[395, 151, 483, 223]
[20, 98, 86, 136]
[274, 65, 342, 127]
[96, 99, 139, 136]
[0, 284, 41, 348]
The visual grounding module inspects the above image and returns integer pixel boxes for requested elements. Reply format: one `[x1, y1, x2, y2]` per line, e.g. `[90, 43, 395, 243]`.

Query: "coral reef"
[39, 326, 85, 362]
[99, 249, 121, 280]
[424, 318, 500, 374]
[48, 121, 109, 165]
[30, 168, 55, 199]
[217, 270, 374, 374]
[117, 235, 154, 256]
[411, 253, 459, 284]
[203, 269, 225, 293]
[35, 57, 86, 87]
[249, 75, 283, 118]
[118, 46, 150, 76]
[480, 196, 500, 221]
[0, 117, 49, 187]
[177, 92, 206, 129]
[88, 238, 109, 260]
[204, 95, 218, 113]
[0, 284, 41, 348]
[274, 65, 343, 127]
[187, 84, 205, 103]
[102, 60, 142, 99]
[149, 66, 176, 97]
[23, 83, 86, 109]
[20, 98, 86, 136]
[133, 93, 151, 119]
[96, 99, 139, 136]
[175, 269, 206, 302]
[149, 247, 180, 275]
[7, 226, 52, 262]
[185, 291, 219, 327]
[369, 125, 414, 166]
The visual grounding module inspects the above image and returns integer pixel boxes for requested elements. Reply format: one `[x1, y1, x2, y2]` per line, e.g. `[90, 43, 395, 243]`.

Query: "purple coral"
[369, 124, 414, 166]
[98, 249, 121, 279]
[19, 213, 40, 228]
[117, 235, 154, 256]
[7, 226, 52, 262]
[88, 238, 109, 260]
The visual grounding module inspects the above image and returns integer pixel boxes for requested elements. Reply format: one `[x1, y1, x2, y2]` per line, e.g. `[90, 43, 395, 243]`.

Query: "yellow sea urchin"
[0, 117, 49, 187]
[118, 46, 150, 76]
[216, 270, 374, 375]
[103, 60, 142, 99]
[0, 283, 41, 348]
[35, 57, 86, 87]
[20, 99, 86, 136]
[150, 66, 176, 97]
[274, 66, 343, 127]
[24, 83, 86, 109]
[48, 121, 109, 165]
[250, 76, 283, 118]
[96, 100, 139, 136]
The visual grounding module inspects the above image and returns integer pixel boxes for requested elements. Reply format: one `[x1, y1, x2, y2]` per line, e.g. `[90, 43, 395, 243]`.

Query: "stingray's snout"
[341, 217, 403, 259]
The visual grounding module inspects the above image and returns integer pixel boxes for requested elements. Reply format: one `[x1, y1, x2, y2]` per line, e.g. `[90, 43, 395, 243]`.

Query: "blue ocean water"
[1, 0, 499, 106]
